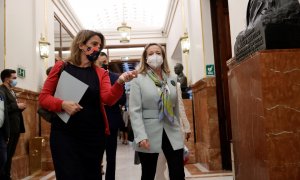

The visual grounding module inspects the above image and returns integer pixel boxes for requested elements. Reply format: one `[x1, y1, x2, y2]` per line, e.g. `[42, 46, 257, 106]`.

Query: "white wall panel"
[0, 0, 4, 70]
[5, 0, 55, 91]
[166, 0, 215, 84]
[166, 0, 184, 76]
[6, 0, 36, 90]
[228, 0, 248, 56]
[187, 0, 210, 84]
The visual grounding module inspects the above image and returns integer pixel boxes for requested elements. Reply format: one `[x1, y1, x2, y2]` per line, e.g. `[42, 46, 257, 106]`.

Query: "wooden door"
[29, 137, 44, 173]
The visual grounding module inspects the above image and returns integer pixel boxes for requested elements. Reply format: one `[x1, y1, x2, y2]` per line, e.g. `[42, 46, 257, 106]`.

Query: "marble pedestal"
[228, 49, 300, 180]
[191, 77, 222, 170]
[183, 99, 196, 164]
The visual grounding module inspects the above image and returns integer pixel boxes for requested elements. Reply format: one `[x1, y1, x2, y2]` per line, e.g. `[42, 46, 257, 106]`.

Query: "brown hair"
[137, 43, 170, 75]
[66, 30, 105, 66]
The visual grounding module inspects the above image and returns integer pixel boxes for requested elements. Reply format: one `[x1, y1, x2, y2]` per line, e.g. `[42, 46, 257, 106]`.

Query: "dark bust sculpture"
[234, 0, 300, 61]
[174, 63, 189, 99]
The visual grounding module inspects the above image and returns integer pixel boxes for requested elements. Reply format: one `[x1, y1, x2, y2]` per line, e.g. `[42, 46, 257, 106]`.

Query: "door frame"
[210, 0, 232, 170]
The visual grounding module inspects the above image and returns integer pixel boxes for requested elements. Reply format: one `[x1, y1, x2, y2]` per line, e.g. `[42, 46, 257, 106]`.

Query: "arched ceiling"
[58, 0, 173, 73]
[65, 0, 171, 33]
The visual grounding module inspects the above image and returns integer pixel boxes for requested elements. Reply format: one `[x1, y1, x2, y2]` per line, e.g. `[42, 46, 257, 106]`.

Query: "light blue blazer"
[129, 73, 184, 153]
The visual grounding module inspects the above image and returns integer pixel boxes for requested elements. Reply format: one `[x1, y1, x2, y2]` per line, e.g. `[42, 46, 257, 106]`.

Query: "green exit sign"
[206, 64, 215, 76]
[17, 67, 25, 78]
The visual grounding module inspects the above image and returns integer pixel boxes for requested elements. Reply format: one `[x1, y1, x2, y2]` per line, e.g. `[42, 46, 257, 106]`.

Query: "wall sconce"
[39, 36, 50, 59]
[180, 32, 190, 54]
[117, 22, 131, 43]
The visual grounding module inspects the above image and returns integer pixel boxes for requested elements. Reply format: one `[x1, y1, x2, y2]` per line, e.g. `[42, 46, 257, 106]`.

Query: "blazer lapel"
[145, 75, 161, 102]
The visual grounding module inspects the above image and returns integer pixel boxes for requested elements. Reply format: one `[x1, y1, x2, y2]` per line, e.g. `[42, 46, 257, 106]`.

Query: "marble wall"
[40, 120, 53, 170]
[183, 99, 196, 164]
[191, 77, 222, 170]
[10, 88, 39, 179]
[228, 49, 300, 180]
[6, 88, 53, 178]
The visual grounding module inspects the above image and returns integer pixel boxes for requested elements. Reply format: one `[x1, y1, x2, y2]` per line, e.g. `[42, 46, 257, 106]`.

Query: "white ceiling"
[66, 0, 171, 33]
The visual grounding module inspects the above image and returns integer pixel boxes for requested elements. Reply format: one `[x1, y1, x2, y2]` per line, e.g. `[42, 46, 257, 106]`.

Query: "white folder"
[55, 71, 89, 123]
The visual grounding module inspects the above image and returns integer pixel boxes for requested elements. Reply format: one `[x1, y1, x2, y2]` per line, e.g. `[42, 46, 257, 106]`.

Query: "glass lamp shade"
[180, 32, 190, 54]
[39, 38, 50, 59]
[117, 22, 131, 43]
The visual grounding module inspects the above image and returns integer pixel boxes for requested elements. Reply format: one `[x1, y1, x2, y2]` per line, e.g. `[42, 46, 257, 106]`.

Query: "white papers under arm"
[54, 71, 89, 123]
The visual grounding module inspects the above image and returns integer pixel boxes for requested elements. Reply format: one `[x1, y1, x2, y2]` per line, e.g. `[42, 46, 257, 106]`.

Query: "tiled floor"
[110, 141, 233, 180]
[22, 141, 233, 180]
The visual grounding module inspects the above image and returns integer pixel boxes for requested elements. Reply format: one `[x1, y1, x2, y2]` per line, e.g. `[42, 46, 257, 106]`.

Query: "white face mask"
[146, 54, 163, 69]
[10, 79, 17, 87]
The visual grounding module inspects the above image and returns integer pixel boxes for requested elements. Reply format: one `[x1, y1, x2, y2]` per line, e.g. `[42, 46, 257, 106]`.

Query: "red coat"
[38, 61, 124, 135]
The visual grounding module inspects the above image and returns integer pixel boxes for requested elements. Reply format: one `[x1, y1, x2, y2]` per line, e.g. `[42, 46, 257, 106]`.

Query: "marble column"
[228, 49, 300, 180]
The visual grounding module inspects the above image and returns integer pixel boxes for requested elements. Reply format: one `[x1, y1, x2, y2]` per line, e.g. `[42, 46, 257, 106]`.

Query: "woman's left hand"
[117, 70, 138, 84]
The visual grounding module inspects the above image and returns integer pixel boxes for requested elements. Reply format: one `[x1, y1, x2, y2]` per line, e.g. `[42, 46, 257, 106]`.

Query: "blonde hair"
[137, 43, 170, 75]
[66, 30, 105, 66]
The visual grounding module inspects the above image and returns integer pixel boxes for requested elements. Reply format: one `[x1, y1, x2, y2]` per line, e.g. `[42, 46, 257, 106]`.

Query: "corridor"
[22, 141, 233, 180]
[3, 0, 299, 179]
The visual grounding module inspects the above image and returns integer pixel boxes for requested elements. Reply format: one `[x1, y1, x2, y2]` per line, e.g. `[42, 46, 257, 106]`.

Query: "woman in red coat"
[39, 30, 136, 180]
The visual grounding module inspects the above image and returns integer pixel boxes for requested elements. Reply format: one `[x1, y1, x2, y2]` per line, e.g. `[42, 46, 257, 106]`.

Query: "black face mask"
[101, 64, 108, 70]
[85, 47, 101, 62]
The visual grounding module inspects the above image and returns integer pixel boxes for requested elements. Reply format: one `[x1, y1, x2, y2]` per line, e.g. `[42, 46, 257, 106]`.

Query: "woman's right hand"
[139, 139, 150, 150]
[117, 70, 138, 84]
[62, 101, 83, 115]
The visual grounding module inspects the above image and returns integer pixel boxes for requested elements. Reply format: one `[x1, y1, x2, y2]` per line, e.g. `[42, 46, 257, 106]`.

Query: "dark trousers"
[0, 133, 7, 177]
[138, 130, 185, 180]
[2, 133, 20, 180]
[104, 128, 118, 180]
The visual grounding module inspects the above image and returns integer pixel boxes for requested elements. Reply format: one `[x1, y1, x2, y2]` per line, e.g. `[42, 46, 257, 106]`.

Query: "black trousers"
[0, 132, 7, 177]
[2, 133, 20, 180]
[104, 128, 118, 180]
[138, 130, 185, 180]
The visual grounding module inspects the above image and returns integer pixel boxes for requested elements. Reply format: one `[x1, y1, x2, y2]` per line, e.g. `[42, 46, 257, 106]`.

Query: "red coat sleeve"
[38, 61, 64, 112]
[95, 67, 124, 106]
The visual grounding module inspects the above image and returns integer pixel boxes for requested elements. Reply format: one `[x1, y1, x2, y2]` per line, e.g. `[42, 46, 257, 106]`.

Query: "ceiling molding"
[105, 44, 146, 49]
[104, 31, 166, 41]
[110, 59, 140, 63]
[103, 30, 163, 37]
[52, 0, 83, 33]
[162, 0, 179, 37]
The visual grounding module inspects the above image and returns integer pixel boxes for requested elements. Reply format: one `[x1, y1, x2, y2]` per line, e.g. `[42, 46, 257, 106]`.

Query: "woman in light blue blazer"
[129, 43, 185, 180]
